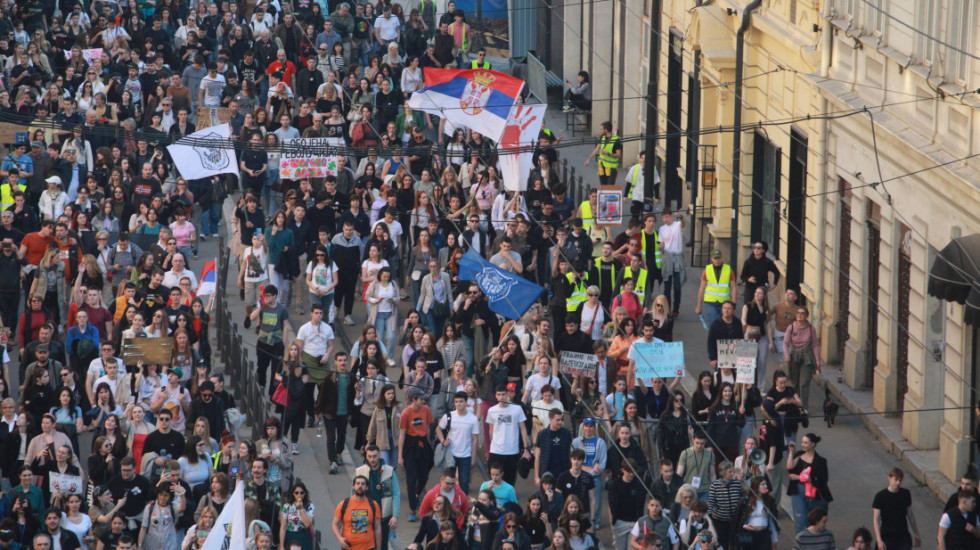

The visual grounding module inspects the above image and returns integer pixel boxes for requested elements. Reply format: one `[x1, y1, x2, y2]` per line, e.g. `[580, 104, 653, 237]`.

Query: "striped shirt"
[708, 479, 743, 522]
[793, 528, 837, 550]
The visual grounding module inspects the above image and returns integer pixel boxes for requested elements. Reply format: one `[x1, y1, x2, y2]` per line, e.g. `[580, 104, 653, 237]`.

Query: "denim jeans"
[380, 448, 398, 469]
[324, 414, 348, 463]
[591, 474, 603, 526]
[454, 454, 472, 495]
[200, 202, 222, 236]
[663, 269, 683, 312]
[791, 494, 828, 534]
[310, 292, 334, 323]
[419, 308, 446, 337]
[267, 267, 289, 305]
[702, 301, 722, 328]
[376, 310, 395, 353]
[461, 334, 475, 376]
[264, 169, 280, 214]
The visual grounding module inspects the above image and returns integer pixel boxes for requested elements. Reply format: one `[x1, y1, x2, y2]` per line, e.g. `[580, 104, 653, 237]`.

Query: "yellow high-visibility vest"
[622, 266, 648, 302]
[640, 230, 662, 268]
[470, 60, 490, 69]
[599, 134, 621, 170]
[704, 263, 733, 303]
[0, 181, 25, 210]
[566, 272, 589, 311]
[580, 200, 594, 228]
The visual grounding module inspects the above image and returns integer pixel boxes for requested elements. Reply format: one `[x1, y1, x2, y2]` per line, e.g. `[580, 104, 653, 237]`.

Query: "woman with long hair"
[742, 286, 774, 388]
[707, 382, 744, 464]
[366, 385, 402, 471]
[95, 413, 129, 460]
[1, 410, 34, 478]
[733, 435, 766, 481]
[279, 481, 315, 550]
[192, 417, 218, 456]
[436, 324, 465, 372]
[306, 245, 338, 323]
[170, 328, 197, 382]
[659, 391, 690, 466]
[407, 228, 436, 302]
[121, 402, 155, 473]
[366, 267, 400, 355]
[196, 474, 230, 519]
[87, 436, 119, 490]
[353, 340, 389, 380]
[276, 343, 308, 450]
[178, 434, 213, 490]
[611, 277, 645, 325]
[524, 494, 553, 550]
[50, 386, 85, 455]
[30, 245, 67, 326]
[692, 371, 716, 423]
[651, 295, 674, 342]
[465, 489, 500, 550]
[26, 413, 78, 472]
[608, 317, 638, 381]
[22, 368, 56, 420]
[256, 417, 293, 489]
[409, 495, 460, 550]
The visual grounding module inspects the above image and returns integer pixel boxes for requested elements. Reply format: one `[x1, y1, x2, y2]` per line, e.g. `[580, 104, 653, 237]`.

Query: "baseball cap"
[506, 382, 517, 392]
[169, 367, 184, 379]
[711, 249, 722, 258]
[582, 417, 596, 426]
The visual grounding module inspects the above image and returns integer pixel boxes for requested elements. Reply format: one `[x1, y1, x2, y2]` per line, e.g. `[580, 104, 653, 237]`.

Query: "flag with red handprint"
[498, 103, 546, 192]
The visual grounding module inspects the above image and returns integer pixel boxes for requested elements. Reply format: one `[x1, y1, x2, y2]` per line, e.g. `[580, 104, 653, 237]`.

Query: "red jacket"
[418, 484, 469, 528]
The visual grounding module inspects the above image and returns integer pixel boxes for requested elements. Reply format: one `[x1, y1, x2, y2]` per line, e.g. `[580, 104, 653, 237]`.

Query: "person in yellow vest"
[640, 213, 663, 295]
[584, 121, 622, 186]
[565, 260, 590, 314]
[0, 172, 26, 210]
[589, 242, 621, 308]
[448, 9, 471, 69]
[470, 48, 490, 69]
[696, 249, 737, 329]
[577, 188, 597, 229]
[615, 253, 651, 310]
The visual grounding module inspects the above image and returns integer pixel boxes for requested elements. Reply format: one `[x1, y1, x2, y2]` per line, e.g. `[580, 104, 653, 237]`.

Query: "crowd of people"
[0, 1, 976, 550]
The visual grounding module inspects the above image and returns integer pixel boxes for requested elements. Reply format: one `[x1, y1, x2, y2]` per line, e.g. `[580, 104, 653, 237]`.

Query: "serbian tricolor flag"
[409, 68, 524, 141]
[196, 259, 217, 296]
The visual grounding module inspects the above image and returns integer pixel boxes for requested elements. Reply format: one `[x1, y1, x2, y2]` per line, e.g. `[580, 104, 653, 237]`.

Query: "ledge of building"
[815, 376, 955, 504]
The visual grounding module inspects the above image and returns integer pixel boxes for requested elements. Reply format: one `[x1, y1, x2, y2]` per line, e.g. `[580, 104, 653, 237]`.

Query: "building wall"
[817, 0, 980, 482]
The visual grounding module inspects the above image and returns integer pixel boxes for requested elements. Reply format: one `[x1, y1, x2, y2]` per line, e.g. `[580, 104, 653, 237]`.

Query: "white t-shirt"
[659, 219, 684, 255]
[438, 410, 481, 458]
[242, 247, 269, 282]
[296, 321, 334, 357]
[938, 511, 980, 529]
[306, 261, 337, 293]
[372, 218, 403, 248]
[524, 372, 561, 403]
[87, 357, 125, 379]
[485, 403, 526, 455]
[199, 74, 227, 107]
[361, 259, 389, 282]
[374, 14, 401, 41]
[61, 512, 94, 550]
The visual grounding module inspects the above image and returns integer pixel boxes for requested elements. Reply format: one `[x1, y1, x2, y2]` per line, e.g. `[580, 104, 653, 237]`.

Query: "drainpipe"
[730, 0, 763, 273]
[644, 0, 663, 202]
[814, 1, 833, 339]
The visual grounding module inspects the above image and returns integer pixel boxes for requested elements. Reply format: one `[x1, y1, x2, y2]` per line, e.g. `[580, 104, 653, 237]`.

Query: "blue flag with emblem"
[458, 249, 544, 320]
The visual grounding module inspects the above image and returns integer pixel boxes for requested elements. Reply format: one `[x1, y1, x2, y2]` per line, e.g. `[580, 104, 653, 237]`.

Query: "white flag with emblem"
[167, 123, 241, 180]
[200, 482, 245, 550]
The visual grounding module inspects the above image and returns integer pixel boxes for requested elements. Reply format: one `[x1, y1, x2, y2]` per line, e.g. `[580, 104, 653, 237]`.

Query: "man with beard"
[332, 475, 382, 550]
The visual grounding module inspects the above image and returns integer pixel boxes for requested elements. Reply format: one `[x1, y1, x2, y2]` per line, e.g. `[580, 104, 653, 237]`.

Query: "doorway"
[786, 128, 808, 289]
[665, 29, 684, 209]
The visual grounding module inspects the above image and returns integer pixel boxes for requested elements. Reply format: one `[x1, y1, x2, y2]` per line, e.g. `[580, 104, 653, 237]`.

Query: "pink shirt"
[170, 221, 195, 246]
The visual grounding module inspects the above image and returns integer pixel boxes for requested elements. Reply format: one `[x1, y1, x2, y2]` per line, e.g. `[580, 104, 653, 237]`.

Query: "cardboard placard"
[559, 351, 598, 378]
[196, 107, 232, 130]
[596, 185, 623, 226]
[279, 137, 343, 179]
[121, 337, 173, 365]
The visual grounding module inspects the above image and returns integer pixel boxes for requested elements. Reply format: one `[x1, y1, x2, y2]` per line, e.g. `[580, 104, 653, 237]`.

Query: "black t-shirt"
[237, 59, 262, 84]
[142, 429, 186, 462]
[872, 487, 911, 538]
[766, 386, 797, 413]
[556, 470, 592, 510]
